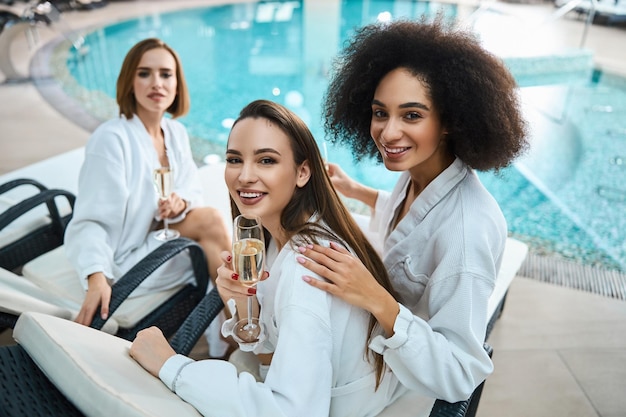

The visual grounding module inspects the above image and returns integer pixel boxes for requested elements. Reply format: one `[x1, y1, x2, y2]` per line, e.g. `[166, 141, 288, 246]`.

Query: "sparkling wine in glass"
[232, 214, 265, 344]
[153, 167, 180, 241]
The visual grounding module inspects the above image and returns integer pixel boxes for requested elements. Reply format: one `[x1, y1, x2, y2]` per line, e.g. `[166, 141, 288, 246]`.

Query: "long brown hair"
[116, 38, 190, 119]
[229, 100, 397, 388]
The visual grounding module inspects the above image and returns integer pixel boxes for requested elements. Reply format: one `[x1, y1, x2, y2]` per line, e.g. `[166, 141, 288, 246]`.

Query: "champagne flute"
[232, 214, 265, 344]
[322, 141, 329, 164]
[153, 167, 181, 241]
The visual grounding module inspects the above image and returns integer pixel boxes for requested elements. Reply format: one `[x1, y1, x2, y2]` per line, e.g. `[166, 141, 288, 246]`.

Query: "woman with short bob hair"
[116, 38, 190, 119]
[65, 39, 230, 357]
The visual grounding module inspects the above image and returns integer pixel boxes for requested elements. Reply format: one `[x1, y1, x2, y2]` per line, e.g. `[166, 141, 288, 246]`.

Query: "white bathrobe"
[368, 157, 506, 403]
[64, 115, 203, 295]
[159, 233, 407, 417]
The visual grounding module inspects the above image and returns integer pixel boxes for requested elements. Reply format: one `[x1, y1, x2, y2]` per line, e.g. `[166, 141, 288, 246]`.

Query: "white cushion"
[0, 266, 119, 334]
[0, 267, 73, 319]
[22, 246, 182, 329]
[0, 193, 73, 248]
[488, 237, 528, 319]
[13, 312, 202, 417]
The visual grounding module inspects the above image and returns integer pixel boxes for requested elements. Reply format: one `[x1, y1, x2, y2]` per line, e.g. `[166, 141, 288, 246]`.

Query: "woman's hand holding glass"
[153, 166, 181, 241]
[225, 214, 266, 346]
[216, 252, 266, 300]
[156, 191, 186, 219]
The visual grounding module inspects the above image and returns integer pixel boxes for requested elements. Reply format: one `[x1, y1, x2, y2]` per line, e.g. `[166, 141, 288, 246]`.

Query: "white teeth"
[384, 146, 408, 154]
[240, 192, 262, 198]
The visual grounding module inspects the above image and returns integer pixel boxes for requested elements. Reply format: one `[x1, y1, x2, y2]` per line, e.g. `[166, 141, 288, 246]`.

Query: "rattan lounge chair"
[0, 299, 489, 417]
[0, 178, 212, 341]
[0, 236, 212, 339]
[0, 178, 74, 271]
[0, 287, 225, 417]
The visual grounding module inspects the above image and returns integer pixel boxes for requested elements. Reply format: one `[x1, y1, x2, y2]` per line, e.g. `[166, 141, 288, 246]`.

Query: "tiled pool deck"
[1, 1, 626, 416]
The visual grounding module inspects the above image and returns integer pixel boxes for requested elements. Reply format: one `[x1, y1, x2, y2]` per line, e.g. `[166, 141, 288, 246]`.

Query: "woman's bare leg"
[171, 207, 231, 280]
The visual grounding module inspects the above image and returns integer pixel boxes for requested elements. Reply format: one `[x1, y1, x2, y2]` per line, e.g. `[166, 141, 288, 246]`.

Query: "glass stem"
[247, 295, 253, 326]
[163, 217, 169, 234]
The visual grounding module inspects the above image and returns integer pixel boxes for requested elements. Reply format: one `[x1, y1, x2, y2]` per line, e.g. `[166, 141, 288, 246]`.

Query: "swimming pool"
[52, 0, 626, 272]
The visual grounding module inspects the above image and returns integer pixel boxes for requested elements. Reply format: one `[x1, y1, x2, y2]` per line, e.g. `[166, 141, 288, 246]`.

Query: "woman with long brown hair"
[130, 100, 406, 417]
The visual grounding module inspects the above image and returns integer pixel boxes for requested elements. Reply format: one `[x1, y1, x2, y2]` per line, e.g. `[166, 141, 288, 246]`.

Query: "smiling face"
[225, 117, 311, 238]
[132, 47, 178, 119]
[370, 67, 451, 178]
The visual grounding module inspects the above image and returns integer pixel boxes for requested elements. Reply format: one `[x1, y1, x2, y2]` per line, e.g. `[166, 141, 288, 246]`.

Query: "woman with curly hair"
[297, 18, 529, 409]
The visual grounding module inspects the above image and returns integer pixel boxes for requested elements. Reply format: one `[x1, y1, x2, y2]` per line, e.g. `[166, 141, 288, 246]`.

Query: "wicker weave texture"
[0, 345, 84, 417]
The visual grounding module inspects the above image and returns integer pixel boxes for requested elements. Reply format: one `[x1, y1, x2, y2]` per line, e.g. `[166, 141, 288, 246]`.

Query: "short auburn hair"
[116, 38, 190, 119]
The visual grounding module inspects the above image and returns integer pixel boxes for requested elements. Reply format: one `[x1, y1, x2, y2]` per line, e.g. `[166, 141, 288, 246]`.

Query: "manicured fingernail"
[226, 255, 232, 262]
[296, 256, 305, 264]
[302, 276, 311, 283]
[307, 244, 313, 249]
[248, 287, 257, 295]
[231, 273, 239, 280]
[297, 246, 306, 253]
[264, 271, 270, 278]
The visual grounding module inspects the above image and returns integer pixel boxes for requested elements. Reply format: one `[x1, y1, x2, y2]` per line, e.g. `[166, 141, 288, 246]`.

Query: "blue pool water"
[57, 0, 626, 272]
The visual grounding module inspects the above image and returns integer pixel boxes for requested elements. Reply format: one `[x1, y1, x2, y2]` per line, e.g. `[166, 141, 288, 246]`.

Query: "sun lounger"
[0, 178, 74, 271]
[0, 236, 212, 340]
[555, 0, 626, 25]
[0, 178, 215, 338]
[0, 286, 225, 417]
[2, 301, 484, 417]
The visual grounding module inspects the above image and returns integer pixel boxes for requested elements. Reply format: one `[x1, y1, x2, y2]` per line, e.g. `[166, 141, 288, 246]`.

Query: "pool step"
[504, 49, 595, 87]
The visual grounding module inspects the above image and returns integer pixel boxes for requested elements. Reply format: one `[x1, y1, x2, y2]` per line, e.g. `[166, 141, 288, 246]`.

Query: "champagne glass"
[232, 214, 265, 344]
[322, 141, 329, 164]
[153, 167, 180, 241]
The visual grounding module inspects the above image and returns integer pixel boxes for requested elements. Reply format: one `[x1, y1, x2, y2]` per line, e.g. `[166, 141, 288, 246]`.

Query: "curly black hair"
[322, 17, 528, 171]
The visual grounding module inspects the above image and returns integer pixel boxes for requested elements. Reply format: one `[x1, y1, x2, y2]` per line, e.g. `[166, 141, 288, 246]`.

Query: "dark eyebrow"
[225, 148, 281, 156]
[136, 67, 174, 72]
[371, 99, 430, 111]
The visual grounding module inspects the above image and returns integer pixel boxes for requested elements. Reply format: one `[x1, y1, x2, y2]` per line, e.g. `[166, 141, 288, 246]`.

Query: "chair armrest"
[169, 287, 225, 356]
[0, 189, 76, 270]
[0, 188, 76, 235]
[0, 178, 48, 195]
[90, 238, 210, 331]
[428, 400, 470, 417]
[428, 343, 493, 417]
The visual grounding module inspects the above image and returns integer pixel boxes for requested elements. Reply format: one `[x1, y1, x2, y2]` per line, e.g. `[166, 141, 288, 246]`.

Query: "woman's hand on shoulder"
[129, 326, 176, 377]
[297, 242, 383, 312]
